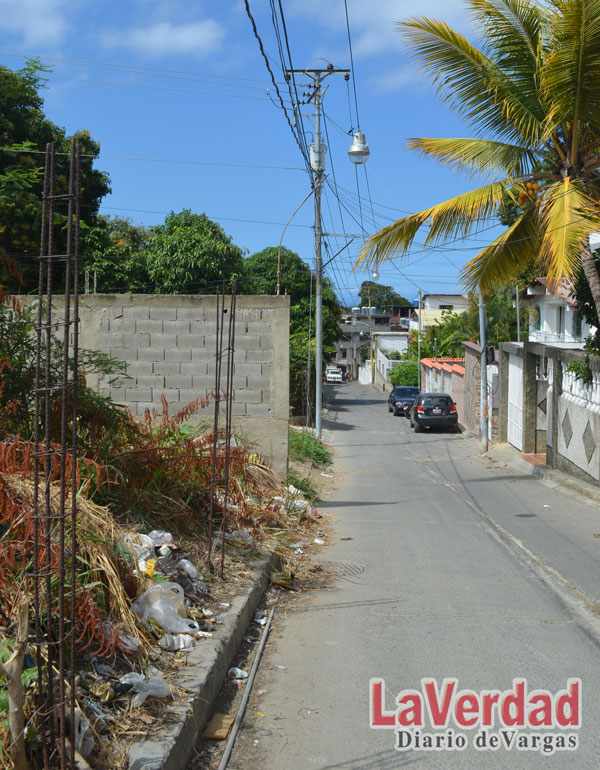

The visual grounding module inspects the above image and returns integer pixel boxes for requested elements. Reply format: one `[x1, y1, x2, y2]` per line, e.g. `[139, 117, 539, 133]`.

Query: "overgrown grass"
[288, 428, 332, 467]
[286, 470, 317, 499]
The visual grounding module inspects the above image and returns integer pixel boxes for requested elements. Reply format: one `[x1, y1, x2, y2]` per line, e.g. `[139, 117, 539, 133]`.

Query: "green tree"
[145, 210, 243, 294]
[358, 281, 412, 312]
[357, 0, 600, 317]
[84, 215, 150, 293]
[390, 359, 419, 386]
[240, 247, 342, 414]
[0, 61, 111, 292]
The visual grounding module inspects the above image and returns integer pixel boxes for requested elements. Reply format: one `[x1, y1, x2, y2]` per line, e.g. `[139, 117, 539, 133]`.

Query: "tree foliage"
[357, 0, 600, 318]
[390, 359, 419, 386]
[145, 210, 243, 294]
[358, 281, 412, 312]
[84, 215, 150, 293]
[0, 61, 111, 292]
[240, 247, 342, 414]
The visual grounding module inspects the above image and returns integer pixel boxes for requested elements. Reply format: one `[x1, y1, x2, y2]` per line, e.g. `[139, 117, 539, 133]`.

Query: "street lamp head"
[371, 267, 379, 280]
[348, 131, 370, 164]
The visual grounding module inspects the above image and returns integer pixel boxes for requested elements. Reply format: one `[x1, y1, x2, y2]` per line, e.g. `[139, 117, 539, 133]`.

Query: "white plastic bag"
[119, 672, 172, 707]
[132, 582, 200, 634]
[148, 530, 174, 547]
[123, 532, 154, 561]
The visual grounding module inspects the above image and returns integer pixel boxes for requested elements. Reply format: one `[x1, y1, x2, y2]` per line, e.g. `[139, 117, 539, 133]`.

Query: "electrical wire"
[243, 0, 312, 172]
[343, 0, 361, 130]
[0, 146, 304, 171]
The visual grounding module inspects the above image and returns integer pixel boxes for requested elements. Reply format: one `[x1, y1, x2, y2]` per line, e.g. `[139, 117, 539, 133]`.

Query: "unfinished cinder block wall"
[74, 294, 290, 477]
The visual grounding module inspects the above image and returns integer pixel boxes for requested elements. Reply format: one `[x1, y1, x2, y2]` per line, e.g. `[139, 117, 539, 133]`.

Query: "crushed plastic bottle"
[133, 583, 200, 634]
[177, 558, 200, 579]
[158, 633, 197, 651]
[228, 667, 249, 680]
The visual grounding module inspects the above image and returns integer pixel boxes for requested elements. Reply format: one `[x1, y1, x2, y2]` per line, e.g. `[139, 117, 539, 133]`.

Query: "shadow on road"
[318, 748, 425, 769]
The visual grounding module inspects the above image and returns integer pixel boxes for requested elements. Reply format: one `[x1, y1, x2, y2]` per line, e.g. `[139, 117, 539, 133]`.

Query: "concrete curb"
[486, 444, 600, 505]
[128, 553, 279, 770]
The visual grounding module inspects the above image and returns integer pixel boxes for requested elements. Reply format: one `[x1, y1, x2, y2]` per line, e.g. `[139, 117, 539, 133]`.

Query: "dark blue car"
[387, 386, 420, 417]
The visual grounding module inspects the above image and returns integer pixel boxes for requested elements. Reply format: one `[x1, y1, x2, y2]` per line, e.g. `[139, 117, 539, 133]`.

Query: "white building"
[409, 293, 469, 333]
[523, 278, 593, 347]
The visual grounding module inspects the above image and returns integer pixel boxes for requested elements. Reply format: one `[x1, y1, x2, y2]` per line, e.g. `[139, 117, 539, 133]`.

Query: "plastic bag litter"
[177, 558, 200, 579]
[148, 530, 174, 547]
[119, 672, 172, 708]
[133, 582, 200, 634]
[158, 633, 197, 651]
[314, 538, 325, 545]
[118, 630, 141, 653]
[74, 707, 94, 758]
[122, 532, 154, 561]
[228, 667, 249, 680]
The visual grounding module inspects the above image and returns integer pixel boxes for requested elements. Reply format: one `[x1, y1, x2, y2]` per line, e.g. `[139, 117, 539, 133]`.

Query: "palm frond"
[407, 137, 542, 178]
[460, 211, 541, 292]
[542, 0, 600, 151]
[400, 17, 544, 144]
[538, 178, 600, 281]
[355, 181, 507, 270]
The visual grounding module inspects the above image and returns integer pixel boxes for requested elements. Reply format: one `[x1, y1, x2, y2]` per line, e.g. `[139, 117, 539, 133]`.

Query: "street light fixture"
[348, 131, 370, 164]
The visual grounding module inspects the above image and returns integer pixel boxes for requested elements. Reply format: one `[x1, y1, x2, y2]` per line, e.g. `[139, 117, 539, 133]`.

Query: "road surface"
[224, 381, 600, 769]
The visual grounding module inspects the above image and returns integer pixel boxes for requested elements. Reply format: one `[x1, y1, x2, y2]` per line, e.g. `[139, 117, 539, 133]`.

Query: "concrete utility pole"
[286, 66, 350, 439]
[478, 287, 489, 453]
[515, 285, 521, 342]
[417, 290, 422, 390]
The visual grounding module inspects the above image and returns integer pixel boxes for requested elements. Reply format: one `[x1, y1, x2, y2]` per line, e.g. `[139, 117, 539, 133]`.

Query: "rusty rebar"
[220, 281, 237, 578]
[33, 140, 81, 770]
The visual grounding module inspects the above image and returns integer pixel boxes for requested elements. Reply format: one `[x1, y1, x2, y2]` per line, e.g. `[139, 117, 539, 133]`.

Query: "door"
[507, 354, 523, 450]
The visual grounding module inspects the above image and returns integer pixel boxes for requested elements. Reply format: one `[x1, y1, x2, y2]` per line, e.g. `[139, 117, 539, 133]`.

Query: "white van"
[326, 368, 343, 383]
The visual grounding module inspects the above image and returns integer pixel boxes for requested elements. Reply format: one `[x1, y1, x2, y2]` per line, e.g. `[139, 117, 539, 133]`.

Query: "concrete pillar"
[498, 344, 510, 443]
[522, 343, 537, 453]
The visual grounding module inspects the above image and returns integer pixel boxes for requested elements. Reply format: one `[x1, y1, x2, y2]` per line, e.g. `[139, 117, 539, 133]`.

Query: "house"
[522, 278, 593, 347]
[334, 309, 393, 379]
[409, 293, 469, 333]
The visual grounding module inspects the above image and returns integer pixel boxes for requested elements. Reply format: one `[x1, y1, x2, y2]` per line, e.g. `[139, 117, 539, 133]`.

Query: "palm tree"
[356, 0, 600, 314]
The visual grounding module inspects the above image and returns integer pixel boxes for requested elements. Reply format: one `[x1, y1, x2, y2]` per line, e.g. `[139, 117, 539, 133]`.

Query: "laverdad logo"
[370, 677, 581, 756]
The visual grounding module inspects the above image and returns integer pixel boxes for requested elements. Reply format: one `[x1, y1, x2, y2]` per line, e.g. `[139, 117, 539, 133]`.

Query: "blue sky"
[0, 0, 498, 305]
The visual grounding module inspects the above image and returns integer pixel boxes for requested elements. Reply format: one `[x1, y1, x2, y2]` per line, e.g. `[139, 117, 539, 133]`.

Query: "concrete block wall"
[73, 294, 290, 477]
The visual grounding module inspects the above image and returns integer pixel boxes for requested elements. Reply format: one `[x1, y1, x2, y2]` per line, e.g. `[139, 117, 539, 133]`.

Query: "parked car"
[388, 386, 420, 416]
[409, 392, 459, 433]
[326, 367, 343, 383]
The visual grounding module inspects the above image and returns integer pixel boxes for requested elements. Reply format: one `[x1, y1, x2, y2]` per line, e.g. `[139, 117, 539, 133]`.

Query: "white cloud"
[288, 0, 468, 58]
[373, 66, 422, 94]
[105, 19, 225, 57]
[0, 0, 67, 46]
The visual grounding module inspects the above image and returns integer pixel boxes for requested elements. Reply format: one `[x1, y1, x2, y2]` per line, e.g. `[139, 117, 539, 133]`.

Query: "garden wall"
[65, 294, 290, 477]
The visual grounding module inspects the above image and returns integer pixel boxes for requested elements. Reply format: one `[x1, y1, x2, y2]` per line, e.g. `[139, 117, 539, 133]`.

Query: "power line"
[0, 146, 304, 171]
[343, 0, 361, 130]
[243, 0, 312, 171]
[0, 50, 277, 85]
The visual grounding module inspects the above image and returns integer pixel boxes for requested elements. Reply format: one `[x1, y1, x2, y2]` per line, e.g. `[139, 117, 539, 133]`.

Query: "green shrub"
[389, 358, 419, 386]
[286, 470, 317, 499]
[288, 428, 332, 467]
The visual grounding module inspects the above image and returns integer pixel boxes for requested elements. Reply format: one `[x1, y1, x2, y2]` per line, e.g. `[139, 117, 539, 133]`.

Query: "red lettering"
[527, 693, 552, 727]
[481, 691, 500, 726]
[369, 679, 395, 728]
[500, 680, 526, 727]
[454, 692, 479, 727]
[423, 678, 457, 728]
[555, 679, 581, 728]
[397, 692, 423, 727]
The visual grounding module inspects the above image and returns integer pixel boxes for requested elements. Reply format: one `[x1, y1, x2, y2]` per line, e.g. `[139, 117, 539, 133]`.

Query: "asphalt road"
[226, 381, 600, 769]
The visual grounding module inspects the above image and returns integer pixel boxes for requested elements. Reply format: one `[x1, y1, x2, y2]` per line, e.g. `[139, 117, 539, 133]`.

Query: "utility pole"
[478, 287, 489, 453]
[286, 67, 350, 439]
[417, 290, 422, 390]
[515, 285, 521, 342]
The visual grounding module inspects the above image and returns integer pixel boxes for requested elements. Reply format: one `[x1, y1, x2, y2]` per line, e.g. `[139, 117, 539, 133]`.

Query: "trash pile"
[0, 436, 326, 768]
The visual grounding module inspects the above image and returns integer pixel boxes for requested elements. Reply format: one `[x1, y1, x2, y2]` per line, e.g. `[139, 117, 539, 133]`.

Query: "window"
[574, 311, 583, 339]
[533, 305, 541, 331]
[439, 304, 454, 310]
[558, 306, 566, 336]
